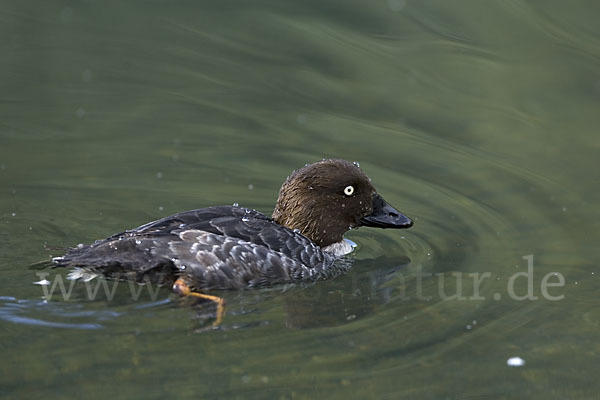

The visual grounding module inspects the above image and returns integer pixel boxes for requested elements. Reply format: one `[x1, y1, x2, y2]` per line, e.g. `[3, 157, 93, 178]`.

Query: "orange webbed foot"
[173, 278, 226, 326]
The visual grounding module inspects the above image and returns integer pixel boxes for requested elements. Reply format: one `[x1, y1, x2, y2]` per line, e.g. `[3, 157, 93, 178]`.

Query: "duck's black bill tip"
[359, 193, 413, 229]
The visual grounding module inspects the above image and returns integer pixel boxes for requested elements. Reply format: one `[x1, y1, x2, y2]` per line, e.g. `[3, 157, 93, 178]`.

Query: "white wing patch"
[67, 267, 99, 282]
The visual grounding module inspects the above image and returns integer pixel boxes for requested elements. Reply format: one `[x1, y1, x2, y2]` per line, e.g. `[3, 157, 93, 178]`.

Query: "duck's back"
[54, 206, 338, 289]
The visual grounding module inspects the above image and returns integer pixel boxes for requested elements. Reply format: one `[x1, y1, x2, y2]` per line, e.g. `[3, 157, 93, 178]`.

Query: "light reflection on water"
[0, 297, 109, 330]
[0, 296, 176, 330]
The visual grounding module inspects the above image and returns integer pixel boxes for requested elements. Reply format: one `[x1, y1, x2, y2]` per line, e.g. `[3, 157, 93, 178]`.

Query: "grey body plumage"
[55, 206, 344, 289]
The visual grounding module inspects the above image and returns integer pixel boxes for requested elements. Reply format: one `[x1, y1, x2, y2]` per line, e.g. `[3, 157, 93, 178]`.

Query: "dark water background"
[1, 1, 599, 398]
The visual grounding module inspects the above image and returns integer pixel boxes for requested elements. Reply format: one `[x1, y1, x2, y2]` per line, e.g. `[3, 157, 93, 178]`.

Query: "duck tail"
[27, 259, 55, 270]
[27, 244, 71, 270]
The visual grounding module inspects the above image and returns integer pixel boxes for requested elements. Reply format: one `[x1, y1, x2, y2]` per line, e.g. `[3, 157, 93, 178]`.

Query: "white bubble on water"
[507, 357, 525, 367]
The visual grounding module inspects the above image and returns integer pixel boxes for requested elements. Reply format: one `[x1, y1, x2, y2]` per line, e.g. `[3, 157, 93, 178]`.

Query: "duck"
[52, 159, 413, 324]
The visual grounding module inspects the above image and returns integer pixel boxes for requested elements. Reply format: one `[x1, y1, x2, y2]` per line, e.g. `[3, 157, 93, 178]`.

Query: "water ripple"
[0, 297, 118, 330]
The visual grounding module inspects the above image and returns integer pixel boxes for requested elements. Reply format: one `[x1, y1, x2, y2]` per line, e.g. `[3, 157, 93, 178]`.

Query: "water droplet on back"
[232, 202, 239, 207]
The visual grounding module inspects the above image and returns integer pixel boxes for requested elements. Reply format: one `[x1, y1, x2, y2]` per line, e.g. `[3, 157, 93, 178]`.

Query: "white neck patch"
[322, 238, 357, 257]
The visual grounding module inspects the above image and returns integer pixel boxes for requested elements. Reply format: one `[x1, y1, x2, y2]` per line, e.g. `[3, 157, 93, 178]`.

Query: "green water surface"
[1, 1, 599, 399]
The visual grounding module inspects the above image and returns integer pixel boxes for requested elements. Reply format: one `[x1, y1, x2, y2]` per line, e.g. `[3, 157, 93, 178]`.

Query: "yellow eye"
[344, 185, 354, 196]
